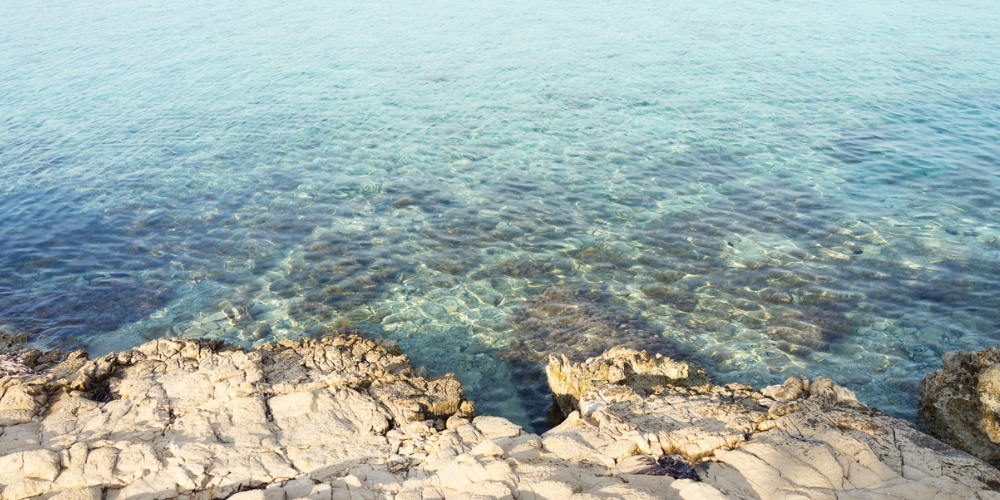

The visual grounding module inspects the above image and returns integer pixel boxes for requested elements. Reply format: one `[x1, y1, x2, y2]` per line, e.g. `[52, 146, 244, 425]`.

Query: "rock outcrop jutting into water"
[920, 347, 1000, 468]
[1, 335, 999, 499]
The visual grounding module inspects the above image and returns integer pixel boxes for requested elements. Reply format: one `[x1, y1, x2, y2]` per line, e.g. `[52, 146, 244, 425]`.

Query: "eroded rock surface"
[546, 346, 710, 416]
[0, 336, 707, 500]
[547, 348, 1000, 499]
[0, 335, 473, 499]
[920, 347, 1000, 468]
[1, 336, 999, 499]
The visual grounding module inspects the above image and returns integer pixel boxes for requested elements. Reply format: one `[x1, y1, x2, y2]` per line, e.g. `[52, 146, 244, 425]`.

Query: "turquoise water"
[2, 0, 999, 431]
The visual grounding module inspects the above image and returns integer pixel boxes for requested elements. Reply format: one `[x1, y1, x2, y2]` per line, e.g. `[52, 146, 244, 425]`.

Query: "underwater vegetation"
[503, 285, 685, 430]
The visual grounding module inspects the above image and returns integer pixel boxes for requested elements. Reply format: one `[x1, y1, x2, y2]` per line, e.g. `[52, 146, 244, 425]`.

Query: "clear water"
[2, 0, 999, 432]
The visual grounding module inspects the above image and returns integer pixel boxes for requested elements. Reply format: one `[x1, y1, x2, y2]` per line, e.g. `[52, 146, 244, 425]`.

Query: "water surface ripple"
[2, 0, 1000, 431]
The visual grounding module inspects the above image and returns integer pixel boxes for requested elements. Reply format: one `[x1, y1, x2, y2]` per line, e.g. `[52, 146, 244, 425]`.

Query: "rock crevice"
[2, 335, 999, 499]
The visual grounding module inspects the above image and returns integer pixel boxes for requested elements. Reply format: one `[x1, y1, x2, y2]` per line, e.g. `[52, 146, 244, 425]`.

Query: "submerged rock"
[920, 347, 1000, 467]
[1, 336, 998, 499]
[0, 280, 173, 346]
[0, 327, 32, 377]
[507, 287, 675, 363]
[0, 328, 27, 355]
[506, 287, 683, 429]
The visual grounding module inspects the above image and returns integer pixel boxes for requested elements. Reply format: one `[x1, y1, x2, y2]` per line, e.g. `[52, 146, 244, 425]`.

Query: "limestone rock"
[2, 336, 998, 499]
[0, 335, 472, 500]
[549, 348, 1000, 499]
[920, 347, 1000, 467]
[546, 347, 710, 416]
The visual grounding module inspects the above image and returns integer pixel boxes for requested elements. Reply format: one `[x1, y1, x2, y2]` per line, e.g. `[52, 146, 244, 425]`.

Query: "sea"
[2, 0, 999, 432]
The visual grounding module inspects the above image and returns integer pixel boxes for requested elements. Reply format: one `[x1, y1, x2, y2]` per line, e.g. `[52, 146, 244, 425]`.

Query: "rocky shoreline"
[2, 335, 999, 499]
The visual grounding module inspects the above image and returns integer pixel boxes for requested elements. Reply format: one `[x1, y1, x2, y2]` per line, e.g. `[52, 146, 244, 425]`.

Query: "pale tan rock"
[469, 440, 504, 458]
[517, 479, 575, 500]
[47, 487, 103, 500]
[446, 415, 470, 430]
[304, 484, 334, 500]
[226, 491, 266, 500]
[671, 479, 731, 500]
[547, 347, 1000, 500]
[761, 376, 809, 402]
[436, 455, 514, 493]
[0, 335, 474, 500]
[600, 438, 638, 462]
[21, 449, 60, 481]
[920, 347, 1000, 467]
[471, 416, 522, 440]
[1, 477, 50, 500]
[279, 476, 320, 499]
[546, 348, 710, 416]
[2, 336, 998, 500]
[541, 433, 596, 462]
[449, 479, 514, 499]
[0, 382, 44, 425]
[0, 422, 42, 456]
[0, 449, 60, 485]
[112, 464, 198, 499]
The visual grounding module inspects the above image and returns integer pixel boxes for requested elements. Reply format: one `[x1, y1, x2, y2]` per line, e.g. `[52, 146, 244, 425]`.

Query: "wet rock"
[920, 347, 1000, 467]
[0, 327, 27, 355]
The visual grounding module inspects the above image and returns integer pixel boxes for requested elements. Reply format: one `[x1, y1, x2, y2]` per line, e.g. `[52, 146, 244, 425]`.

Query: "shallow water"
[2, 0, 1000, 432]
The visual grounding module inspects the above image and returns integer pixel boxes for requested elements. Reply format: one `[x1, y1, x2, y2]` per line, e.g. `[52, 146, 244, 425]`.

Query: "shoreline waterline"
[2, 0, 1000, 432]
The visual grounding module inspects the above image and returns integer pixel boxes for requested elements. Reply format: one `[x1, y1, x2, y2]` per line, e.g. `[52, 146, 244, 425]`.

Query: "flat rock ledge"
[0, 336, 997, 500]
